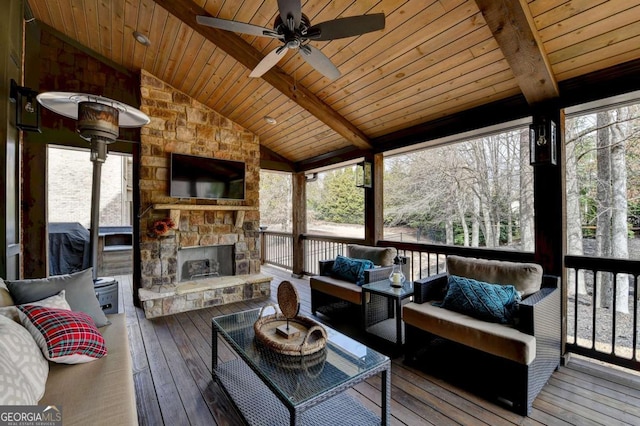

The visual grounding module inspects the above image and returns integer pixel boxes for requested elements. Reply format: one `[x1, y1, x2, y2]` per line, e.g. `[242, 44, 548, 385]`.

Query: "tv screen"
[170, 153, 246, 200]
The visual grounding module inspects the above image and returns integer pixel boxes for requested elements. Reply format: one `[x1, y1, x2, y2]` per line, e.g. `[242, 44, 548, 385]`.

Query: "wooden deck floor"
[115, 266, 640, 425]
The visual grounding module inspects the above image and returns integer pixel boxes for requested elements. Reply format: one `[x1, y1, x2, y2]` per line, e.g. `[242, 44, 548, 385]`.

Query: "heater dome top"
[36, 92, 150, 128]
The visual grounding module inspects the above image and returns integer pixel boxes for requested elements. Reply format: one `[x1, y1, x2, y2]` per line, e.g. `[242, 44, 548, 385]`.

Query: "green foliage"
[311, 168, 364, 224]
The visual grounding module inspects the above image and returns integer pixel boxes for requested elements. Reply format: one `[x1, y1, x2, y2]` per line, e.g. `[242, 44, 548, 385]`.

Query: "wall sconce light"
[529, 117, 557, 166]
[355, 160, 372, 188]
[9, 79, 41, 132]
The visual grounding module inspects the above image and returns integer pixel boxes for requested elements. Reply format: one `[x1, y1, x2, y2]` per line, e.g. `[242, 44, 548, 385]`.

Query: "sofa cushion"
[436, 275, 520, 324]
[40, 314, 138, 426]
[446, 256, 543, 297]
[347, 245, 396, 267]
[331, 255, 374, 286]
[0, 314, 49, 404]
[403, 301, 536, 365]
[6, 268, 110, 327]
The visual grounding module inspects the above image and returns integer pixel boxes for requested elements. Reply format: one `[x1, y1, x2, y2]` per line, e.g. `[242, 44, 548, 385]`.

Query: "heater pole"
[89, 139, 108, 282]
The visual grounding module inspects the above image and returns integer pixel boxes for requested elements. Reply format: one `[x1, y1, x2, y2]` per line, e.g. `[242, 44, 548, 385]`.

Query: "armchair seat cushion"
[310, 275, 363, 306]
[404, 301, 536, 365]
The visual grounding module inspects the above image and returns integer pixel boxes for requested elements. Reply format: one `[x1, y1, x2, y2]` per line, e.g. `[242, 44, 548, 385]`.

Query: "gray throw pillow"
[6, 268, 110, 327]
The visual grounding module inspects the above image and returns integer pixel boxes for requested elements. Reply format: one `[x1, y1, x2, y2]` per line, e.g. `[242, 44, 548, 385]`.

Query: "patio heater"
[36, 92, 149, 288]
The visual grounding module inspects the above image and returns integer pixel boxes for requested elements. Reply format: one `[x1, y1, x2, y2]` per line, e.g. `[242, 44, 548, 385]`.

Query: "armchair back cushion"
[347, 245, 396, 266]
[446, 255, 542, 297]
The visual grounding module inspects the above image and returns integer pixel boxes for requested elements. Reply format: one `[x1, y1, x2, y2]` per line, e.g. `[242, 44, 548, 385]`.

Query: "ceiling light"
[133, 31, 151, 47]
[264, 116, 277, 125]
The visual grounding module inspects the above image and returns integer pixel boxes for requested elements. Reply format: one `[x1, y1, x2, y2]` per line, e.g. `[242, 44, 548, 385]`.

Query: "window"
[383, 123, 534, 251]
[47, 146, 133, 227]
[259, 170, 292, 232]
[565, 92, 640, 261]
[306, 166, 364, 239]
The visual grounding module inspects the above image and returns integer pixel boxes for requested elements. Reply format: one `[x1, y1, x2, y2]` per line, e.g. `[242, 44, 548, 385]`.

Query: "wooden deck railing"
[565, 255, 640, 371]
[260, 231, 639, 371]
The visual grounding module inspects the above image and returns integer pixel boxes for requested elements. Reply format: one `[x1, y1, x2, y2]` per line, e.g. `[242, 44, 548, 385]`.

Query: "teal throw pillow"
[435, 275, 520, 324]
[331, 255, 374, 286]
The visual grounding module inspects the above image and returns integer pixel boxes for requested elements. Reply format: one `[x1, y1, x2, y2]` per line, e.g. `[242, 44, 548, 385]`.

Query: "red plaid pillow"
[17, 305, 107, 364]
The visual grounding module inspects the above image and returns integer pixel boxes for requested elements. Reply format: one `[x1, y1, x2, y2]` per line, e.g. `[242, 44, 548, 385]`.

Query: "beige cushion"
[404, 301, 536, 365]
[0, 278, 14, 307]
[310, 275, 362, 305]
[347, 245, 396, 266]
[446, 255, 543, 297]
[40, 314, 138, 426]
[0, 314, 49, 405]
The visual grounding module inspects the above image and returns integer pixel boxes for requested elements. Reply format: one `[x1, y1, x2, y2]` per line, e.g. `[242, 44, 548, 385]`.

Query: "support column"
[291, 171, 307, 277]
[532, 104, 566, 353]
[364, 153, 384, 246]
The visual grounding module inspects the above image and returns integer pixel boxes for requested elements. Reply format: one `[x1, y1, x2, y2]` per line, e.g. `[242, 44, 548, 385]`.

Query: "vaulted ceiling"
[26, 0, 640, 171]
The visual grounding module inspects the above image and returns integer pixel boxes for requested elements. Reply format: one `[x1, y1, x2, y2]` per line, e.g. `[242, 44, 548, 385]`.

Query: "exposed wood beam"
[260, 145, 295, 172]
[475, 0, 559, 105]
[152, 0, 372, 150]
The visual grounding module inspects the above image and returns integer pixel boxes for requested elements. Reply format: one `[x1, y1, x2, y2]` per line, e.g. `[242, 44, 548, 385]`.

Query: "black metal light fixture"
[355, 160, 372, 188]
[9, 79, 41, 132]
[529, 117, 557, 166]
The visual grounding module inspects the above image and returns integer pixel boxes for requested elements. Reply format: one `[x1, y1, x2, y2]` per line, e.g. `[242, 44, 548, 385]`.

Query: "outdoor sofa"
[0, 269, 137, 425]
[403, 255, 561, 415]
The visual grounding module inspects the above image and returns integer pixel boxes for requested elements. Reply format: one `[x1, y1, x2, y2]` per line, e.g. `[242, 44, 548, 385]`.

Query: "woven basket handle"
[258, 304, 280, 318]
[301, 325, 327, 350]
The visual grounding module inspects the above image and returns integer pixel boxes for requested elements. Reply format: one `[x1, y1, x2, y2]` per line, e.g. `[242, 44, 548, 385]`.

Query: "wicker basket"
[254, 304, 327, 356]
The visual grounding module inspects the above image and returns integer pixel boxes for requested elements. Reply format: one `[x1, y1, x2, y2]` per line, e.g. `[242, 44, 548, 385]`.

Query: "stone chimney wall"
[138, 70, 260, 290]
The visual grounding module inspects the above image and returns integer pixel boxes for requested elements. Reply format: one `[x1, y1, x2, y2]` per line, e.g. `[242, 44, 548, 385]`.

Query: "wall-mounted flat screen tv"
[170, 153, 246, 200]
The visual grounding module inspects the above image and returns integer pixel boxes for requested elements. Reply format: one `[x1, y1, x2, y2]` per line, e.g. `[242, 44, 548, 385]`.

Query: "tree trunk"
[445, 217, 454, 245]
[472, 193, 480, 247]
[457, 198, 469, 246]
[596, 111, 612, 308]
[565, 127, 586, 295]
[519, 128, 535, 251]
[610, 108, 630, 314]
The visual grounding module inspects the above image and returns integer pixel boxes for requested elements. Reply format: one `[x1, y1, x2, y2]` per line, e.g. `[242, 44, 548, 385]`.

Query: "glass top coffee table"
[212, 308, 391, 426]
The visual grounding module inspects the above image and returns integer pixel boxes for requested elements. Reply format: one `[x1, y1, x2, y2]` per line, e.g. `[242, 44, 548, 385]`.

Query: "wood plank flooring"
[115, 266, 640, 425]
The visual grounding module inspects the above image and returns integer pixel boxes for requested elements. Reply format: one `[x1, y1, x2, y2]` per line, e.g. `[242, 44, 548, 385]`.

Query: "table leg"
[381, 366, 390, 425]
[395, 297, 403, 349]
[211, 326, 218, 371]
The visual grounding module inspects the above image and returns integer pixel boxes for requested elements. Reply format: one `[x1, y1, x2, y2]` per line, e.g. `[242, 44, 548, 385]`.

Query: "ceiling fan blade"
[196, 15, 281, 39]
[299, 45, 340, 80]
[277, 0, 302, 31]
[308, 13, 385, 41]
[249, 47, 288, 78]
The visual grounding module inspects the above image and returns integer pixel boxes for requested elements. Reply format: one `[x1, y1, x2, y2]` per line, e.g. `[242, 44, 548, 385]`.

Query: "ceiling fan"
[196, 0, 385, 80]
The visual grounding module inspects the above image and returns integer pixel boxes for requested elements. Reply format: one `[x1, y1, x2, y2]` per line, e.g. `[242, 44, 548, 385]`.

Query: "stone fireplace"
[136, 71, 271, 318]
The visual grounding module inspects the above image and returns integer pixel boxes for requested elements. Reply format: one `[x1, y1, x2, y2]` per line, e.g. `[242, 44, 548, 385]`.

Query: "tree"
[595, 111, 613, 308]
[609, 108, 630, 314]
[259, 171, 292, 231]
[313, 168, 364, 224]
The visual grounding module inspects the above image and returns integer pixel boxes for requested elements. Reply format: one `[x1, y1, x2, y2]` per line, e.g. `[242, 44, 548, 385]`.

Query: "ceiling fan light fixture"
[264, 116, 277, 125]
[133, 31, 151, 46]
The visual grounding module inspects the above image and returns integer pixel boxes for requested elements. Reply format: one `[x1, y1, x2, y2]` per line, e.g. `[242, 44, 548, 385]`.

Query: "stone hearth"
[139, 273, 272, 319]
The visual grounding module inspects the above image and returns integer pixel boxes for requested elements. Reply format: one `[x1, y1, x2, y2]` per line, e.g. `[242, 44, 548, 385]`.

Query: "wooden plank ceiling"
[26, 0, 640, 170]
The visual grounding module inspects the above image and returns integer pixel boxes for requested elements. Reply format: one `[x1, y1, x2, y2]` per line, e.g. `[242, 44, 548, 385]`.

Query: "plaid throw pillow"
[17, 305, 107, 364]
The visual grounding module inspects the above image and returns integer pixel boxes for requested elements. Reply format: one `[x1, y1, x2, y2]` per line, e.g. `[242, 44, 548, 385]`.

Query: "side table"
[362, 279, 414, 352]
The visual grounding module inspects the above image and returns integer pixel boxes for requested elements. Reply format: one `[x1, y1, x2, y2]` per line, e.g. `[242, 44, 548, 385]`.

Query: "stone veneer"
[138, 70, 269, 317]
